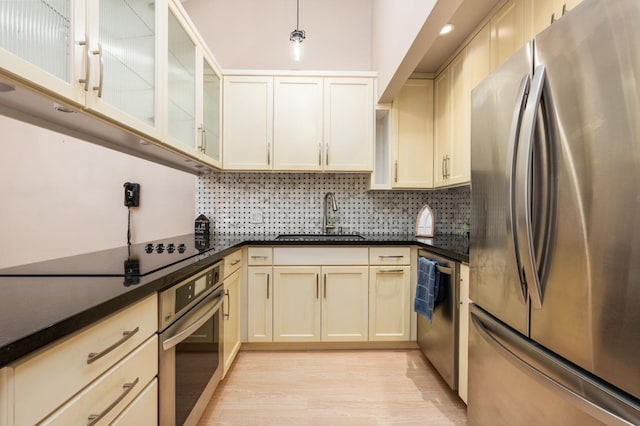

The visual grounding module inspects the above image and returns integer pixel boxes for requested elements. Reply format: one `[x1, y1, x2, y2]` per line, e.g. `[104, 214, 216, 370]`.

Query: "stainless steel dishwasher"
[417, 250, 459, 390]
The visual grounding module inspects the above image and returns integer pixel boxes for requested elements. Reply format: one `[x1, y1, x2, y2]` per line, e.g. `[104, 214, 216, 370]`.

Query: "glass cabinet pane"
[99, 0, 155, 127]
[0, 0, 72, 82]
[167, 10, 196, 148]
[202, 60, 220, 161]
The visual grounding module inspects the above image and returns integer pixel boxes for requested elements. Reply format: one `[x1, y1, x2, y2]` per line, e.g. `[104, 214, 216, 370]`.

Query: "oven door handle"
[161, 289, 224, 351]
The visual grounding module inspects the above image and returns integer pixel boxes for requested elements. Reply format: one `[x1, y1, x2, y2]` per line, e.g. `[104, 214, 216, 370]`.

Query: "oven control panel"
[159, 261, 223, 331]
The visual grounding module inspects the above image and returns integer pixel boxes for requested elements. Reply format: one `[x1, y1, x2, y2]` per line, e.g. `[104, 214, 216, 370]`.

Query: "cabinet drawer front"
[110, 378, 158, 426]
[41, 335, 157, 426]
[273, 247, 368, 265]
[248, 247, 273, 265]
[224, 250, 243, 277]
[369, 247, 411, 265]
[12, 294, 157, 426]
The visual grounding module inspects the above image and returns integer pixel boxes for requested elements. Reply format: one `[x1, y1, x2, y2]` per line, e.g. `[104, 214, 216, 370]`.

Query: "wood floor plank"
[198, 349, 467, 425]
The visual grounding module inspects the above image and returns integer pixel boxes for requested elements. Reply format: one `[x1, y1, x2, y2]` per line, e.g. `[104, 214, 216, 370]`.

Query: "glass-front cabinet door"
[200, 56, 221, 167]
[166, 6, 196, 151]
[0, 0, 86, 105]
[85, 0, 160, 139]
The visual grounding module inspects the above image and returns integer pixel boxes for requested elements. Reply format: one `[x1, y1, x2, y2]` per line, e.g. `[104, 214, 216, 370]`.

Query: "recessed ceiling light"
[440, 24, 455, 35]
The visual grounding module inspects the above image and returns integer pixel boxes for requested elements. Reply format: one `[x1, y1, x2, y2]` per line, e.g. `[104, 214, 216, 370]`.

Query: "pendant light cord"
[127, 206, 132, 246]
[296, 0, 300, 29]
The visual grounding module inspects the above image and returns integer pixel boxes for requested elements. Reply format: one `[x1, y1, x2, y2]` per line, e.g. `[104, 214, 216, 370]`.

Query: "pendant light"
[290, 0, 305, 61]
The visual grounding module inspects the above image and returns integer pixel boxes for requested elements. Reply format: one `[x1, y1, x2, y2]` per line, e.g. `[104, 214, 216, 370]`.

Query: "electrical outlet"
[123, 182, 140, 207]
[251, 211, 263, 224]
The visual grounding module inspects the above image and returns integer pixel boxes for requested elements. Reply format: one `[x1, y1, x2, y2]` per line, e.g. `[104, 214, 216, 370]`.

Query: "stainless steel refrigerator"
[469, 0, 640, 424]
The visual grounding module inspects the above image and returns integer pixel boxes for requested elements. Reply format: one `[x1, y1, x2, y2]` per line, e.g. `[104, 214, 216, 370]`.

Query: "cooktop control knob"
[178, 243, 186, 253]
[167, 243, 176, 253]
[144, 243, 154, 253]
[156, 243, 165, 253]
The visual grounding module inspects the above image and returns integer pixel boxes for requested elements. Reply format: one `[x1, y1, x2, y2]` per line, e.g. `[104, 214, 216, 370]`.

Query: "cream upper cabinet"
[166, 5, 197, 153]
[392, 79, 434, 188]
[321, 266, 369, 342]
[0, 0, 162, 139]
[524, 0, 580, 40]
[273, 77, 324, 171]
[490, 0, 526, 71]
[273, 267, 322, 342]
[223, 76, 274, 170]
[223, 268, 242, 376]
[323, 78, 374, 172]
[86, 0, 161, 139]
[468, 24, 492, 93]
[223, 73, 374, 172]
[0, 0, 86, 106]
[369, 266, 411, 341]
[199, 56, 222, 167]
[434, 49, 471, 188]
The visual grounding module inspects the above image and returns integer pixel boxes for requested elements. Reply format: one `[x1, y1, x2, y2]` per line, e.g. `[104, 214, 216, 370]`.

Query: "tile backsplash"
[197, 173, 470, 235]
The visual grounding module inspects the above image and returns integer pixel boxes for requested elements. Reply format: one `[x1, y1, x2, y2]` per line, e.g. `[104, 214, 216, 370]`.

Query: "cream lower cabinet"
[247, 266, 273, 342]
[458, 263, 470, 404]
[273, 267, 322, 342]
[110, 378, 158, 426]
[0, 294, 158, 426]
[223, 268, 242, 376]
[321, 266, 369, 342]
[369, 266, 411, 341]
[272, 266, 369, 342]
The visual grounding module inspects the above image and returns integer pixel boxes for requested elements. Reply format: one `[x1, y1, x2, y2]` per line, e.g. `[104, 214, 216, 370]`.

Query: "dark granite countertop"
[0, 233, 468, 367]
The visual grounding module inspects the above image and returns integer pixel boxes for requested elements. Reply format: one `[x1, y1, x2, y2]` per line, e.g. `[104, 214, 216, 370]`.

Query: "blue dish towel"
[414, 257, 440, 323]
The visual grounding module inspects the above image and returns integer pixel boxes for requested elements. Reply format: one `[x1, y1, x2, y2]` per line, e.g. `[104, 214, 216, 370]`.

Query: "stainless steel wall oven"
[159, 261, 224, 426]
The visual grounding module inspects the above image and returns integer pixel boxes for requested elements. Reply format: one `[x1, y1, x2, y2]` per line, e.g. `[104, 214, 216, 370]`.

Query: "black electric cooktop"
[0, 234, 213, 278]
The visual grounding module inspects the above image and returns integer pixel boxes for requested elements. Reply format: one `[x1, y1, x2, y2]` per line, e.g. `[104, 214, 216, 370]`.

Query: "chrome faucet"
[322, 192, 338, 234]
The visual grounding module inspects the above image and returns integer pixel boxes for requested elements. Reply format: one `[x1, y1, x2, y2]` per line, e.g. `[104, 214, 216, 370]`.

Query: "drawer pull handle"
[230, 259, 241, 266]
[378, 255, 404, 259]
[251, 255, 268, 259]
[378, 269, 404, 274]
[87, 377, 139, 425]
[87, 327, 139, 364]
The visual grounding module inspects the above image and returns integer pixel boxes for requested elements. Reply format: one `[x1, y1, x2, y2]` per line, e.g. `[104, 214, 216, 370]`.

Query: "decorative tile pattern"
[196, 173, 470, 235]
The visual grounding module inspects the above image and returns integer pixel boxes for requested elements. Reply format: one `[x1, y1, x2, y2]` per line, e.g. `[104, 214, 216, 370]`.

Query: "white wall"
[0, 116, 196, 268]
[183, 0, 371, 71]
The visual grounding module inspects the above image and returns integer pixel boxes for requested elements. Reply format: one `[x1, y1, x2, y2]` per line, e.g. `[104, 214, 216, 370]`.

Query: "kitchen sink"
[275, 233, 365, 241]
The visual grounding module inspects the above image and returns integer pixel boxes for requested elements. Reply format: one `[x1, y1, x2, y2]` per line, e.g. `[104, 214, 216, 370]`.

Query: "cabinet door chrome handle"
[224, 289, 230, 319]
[92, 43, 104, 98]
[87, 377, 139, 425]
[318, 143, 322, 166]
[378, 255, 403, 259]
[78, 36, 90, 91]
[325, 143, 329, 166]
[267, 273, 270, 299]
[562, 3, 567, 16]
[87, 326, 139, 364]
[316, 274, 319, 299]
[267, 142, 271, 165]
[230, 259, 241, 266]
[251, 255, 268, 259]
[378, 269, 404, 274]
[323, 274, 327, 299]
[202, 126, 207, 153]
[394, 161, 399, 182]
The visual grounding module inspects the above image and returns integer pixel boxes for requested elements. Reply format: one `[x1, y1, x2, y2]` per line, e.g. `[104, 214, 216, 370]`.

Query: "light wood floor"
[198, 349, 467, 425]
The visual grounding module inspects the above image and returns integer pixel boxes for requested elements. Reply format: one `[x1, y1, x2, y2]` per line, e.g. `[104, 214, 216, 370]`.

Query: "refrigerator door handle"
[471, 306, 640, 426]
[506, 74, 531, 303]
[515, 65, 548, 309]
